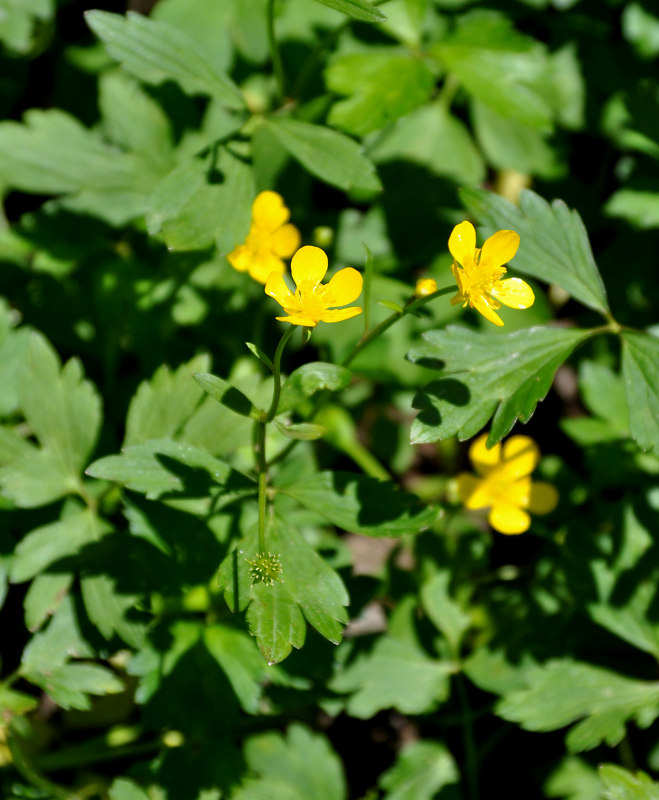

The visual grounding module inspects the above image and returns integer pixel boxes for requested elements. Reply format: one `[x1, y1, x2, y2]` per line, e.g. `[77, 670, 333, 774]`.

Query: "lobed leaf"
[85, 10, 244, 108]
[599, 765, 659, 800]
[461, 187, 610, 316]
[621, 330, 659, 454]
[379, 741, 459, 800]
[264, 117, 381, 192]
[408, 325, 592, 446]
[279, 470, 437, 536]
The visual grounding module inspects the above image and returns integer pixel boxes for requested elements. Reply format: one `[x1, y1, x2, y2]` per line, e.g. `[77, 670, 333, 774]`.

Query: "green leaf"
[326, 50, 435, 136]
[85, 10, 244, 109]
[370, 102, 485, 185]
[203, 624, 269, 713]
[622, 3, 659, 61]
[145, 147, 254, 253]
[109, 779, 151, 800]
[605, 189, 659, 229]
[471, 99, 563, 178]
[544, 757, 602, 800]
[193, 373, 261, 419]
[622, 331, 659, 454]
[330, 636, 453, 717]
[21, 595, 93, 675]
[233, 724, 346, 800]
[24, 572, 73, 632]
[432, 12, 554, 129]
[274, 420, 326, 440]
[311, 0, 385, 22]
[0, 110, 161, 225]
[80, 570, 145, 648]
[86, 439, 253, 500]
[461, 187, 610, 316]
[124, 355, 209, 446]
[378, 299, 405, 313]
[496, 659, 659, 753]
[277, 362, 352, 415]
[421, 571, 471, 654]
[599, 765, 659, 800]
[11, 509, 110, 583]
[379, 741, 459, 800]
[280, 470, 437, 536]
[218, 519, 349, 663]
[264, 117, 381, 192]
[408, 325, 591, 446]
[245, 342, 273, 371]
[27, 662, 124, 711]
[0, 685, 38, 716]
[0, 332, 101, 507]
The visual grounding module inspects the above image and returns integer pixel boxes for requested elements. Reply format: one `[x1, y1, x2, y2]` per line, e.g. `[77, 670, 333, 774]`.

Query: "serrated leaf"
[86, 439, 253, 500]
[11, 509, 110, 583]
[0, 332, 101, 507]
[277, 362, 352, 415]
[24, 572, 73, 632]
[496, 659, 659, 753]
[379, 741, 459, 800]
[194, 373, 261, 419]
[27, 662, 124, 711]
[599, 765, 659, 800]
[432, 11, 559, 130]
[326, 50, 435, 136]
[312, 0, 385, 22]
[275, 420, 326, 440]
[145, 147, 254, 252]
[421, 571, 471, 654]
[330, 636, 453, 717]
[85, 10, 244, 109]
[409, 325, 591, 446]
[124, 355, 209, 446]
[280, 470, 437, 536]
[621, 331, 659, 454]
[233, 724, 346, 800]
[203, 624, 269, 713]
[461, 187, 610, 316]
[21, 595, 93, 675]
[218, 519, 349, 663]
[264, 117, 381, 192]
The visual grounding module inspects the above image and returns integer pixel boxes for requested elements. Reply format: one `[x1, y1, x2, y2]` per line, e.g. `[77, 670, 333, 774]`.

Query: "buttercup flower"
[265, 245, 363, 327]
[415, 277, 438, 297]
[449, 220, 534, 326]
[227, 191, 300, 284]
[456, 433, 558, 535]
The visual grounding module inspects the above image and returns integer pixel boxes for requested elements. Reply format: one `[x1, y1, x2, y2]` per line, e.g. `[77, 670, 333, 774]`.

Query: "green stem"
[8, 726, 75, 800]
[267, 0, 286, 101]
[254, 325, 295, 552]
[456, 673, 480, 800]
[342, 284, 456, 367]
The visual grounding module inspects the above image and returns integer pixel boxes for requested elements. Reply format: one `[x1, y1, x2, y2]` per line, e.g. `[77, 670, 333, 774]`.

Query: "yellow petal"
[502, 436, 540, 479]
[469, 433, 501, 475]
[252, 190, 289, 231]
[227, 244, 250, 273]
[499, 477, 532, 509]
[291, 245, 328, 288]
[448, 220, 476, 265]
[265, 272, 294, 308]
[319, 307, 362, 323]
[471, 291, 504, 326]
[277, 313, 317, 326]
[528, 482, 559, 514]
[456, 473, 481, 504]
[270, 224, 301, 258]
[490, 277, 535, 310]
[480, 229, 520, 267]
[488, 502, 530, 535]
[249, 252, 285, 285]
[326, 267, 363, 307]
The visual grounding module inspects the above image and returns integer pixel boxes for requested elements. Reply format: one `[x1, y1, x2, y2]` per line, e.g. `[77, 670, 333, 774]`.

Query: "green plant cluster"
[0, 0, 658, 798]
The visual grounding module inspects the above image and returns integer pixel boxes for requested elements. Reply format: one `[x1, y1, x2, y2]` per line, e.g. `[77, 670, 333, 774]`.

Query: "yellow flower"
[265, 245, 363, 327]
[456, 433, 558, 535]
[415, 277, 438, 297]
[449, 220, 534, 326]
[227, 191, 301, 284]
